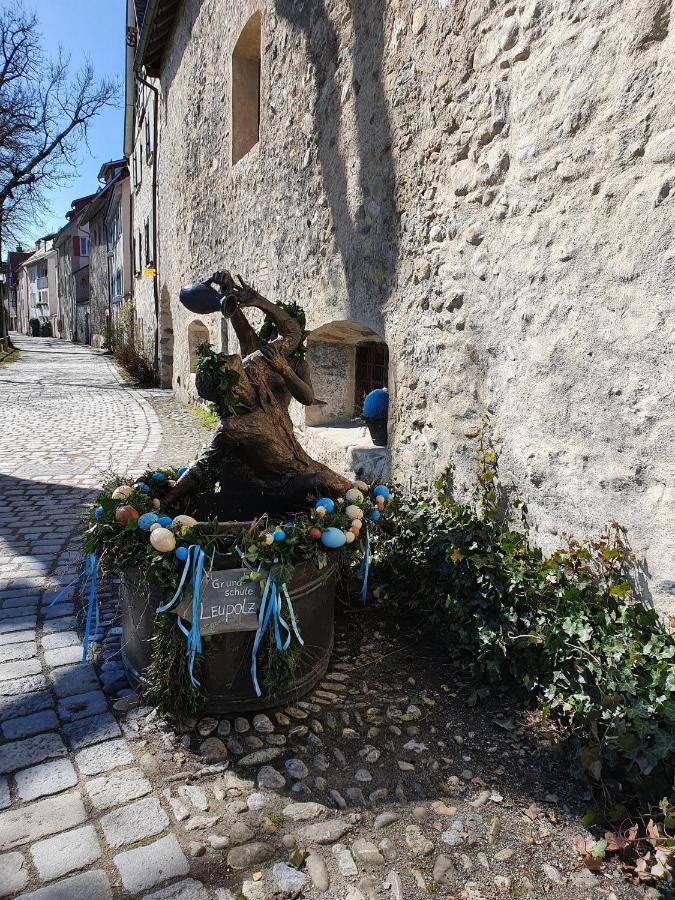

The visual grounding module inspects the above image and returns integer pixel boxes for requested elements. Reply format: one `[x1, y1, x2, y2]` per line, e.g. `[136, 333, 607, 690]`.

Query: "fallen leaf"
[431, 801, 457, 816]
[522, 804, 540, 822]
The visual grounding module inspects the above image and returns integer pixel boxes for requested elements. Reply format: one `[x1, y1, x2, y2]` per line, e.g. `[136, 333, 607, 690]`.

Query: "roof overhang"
[135, 0, 181, 76]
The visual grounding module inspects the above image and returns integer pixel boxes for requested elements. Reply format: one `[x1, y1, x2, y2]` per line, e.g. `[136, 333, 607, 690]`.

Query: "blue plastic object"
[362, 388, 389, 419]
[158, 516, 173, 527]
[94, 506, 104, 521]
[175, 546, 189, 562]
[177, 466, 188, 477]
[369, 509, 381, 521]
[151, 471, 166, 482]
[315, 497, 335, 513]
[373, 485, 390, 500]
[134, 482, 150, 494]
[272, 529, 286, 542]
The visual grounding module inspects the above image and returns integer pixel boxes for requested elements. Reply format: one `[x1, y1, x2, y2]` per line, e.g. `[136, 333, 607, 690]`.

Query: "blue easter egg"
[158, 516, 173, 527]
[138, 512, 160, 531]
[369, 509, 381, 521]
[362, 388, 389, 419]
[321, 527, 347, 549]
[133, 482, 150, 494]
[151, 471, 166, 482]
[372, 485, 390, 500]
[272, 529, 286, 542]
[175, 546, 189, 562]
[94, 506, 104, 521]
[177, 466, 188, 477]
[315, 497, 335, 513]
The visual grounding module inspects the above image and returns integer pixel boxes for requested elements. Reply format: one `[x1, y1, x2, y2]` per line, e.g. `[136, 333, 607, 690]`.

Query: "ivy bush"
[373, 428, 675, 809]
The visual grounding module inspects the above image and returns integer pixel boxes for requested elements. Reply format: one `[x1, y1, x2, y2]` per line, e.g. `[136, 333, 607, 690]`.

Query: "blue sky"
[25, 0, 125, 245]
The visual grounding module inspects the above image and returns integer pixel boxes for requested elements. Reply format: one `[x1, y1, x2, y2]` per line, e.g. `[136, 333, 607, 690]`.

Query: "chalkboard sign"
[175, 569, 262, 635]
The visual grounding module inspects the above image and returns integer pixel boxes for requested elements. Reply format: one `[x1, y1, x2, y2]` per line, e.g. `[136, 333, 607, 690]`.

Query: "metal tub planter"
[119, 541, 337, 714]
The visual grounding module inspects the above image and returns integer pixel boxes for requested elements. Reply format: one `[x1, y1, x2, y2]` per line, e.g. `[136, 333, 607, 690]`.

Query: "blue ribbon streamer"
[48, 553, 99, 663]
[358, 524, 371, 604]
[156, 545, 195, 613]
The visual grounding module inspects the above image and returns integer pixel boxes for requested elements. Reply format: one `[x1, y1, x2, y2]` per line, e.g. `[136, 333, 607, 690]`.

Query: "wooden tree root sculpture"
[165, 272, 350, 518]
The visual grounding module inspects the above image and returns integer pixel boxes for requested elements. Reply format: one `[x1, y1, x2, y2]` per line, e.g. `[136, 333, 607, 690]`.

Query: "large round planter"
[119, 555, 337, 714]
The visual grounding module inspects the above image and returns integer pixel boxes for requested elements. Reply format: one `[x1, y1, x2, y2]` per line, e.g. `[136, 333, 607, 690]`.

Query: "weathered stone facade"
[136, 0, 674, 612]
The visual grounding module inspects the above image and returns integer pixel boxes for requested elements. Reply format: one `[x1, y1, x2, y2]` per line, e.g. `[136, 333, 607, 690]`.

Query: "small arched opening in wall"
[303, 320, 390, 482]
[187, 319, 209, 371]
[232, 12, 261, 165]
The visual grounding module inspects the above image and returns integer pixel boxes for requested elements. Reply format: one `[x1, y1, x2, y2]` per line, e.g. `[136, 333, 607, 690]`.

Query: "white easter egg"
[150, 522, 162, 532]
[345, 488, 364, 503]
[112, 485, 133, 500]
[351, 519, 363, 530]
[149, 527, 176, 553]
[345, 531, 356, 544]
[345, 505, 364, 520]
[172, 515, 198, 528]
[152, 498, 161, 509]
[354, 480, 369, 491]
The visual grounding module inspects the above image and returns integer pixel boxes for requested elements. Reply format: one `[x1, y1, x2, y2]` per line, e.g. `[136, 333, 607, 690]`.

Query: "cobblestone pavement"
[0, 336, 643, 900]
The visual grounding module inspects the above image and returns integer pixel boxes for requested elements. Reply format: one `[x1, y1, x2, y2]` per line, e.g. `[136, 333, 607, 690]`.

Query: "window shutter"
[72, 236, 80, 256]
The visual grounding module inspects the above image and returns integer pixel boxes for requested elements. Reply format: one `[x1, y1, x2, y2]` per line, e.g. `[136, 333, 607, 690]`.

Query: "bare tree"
[0, 2, 117, 339]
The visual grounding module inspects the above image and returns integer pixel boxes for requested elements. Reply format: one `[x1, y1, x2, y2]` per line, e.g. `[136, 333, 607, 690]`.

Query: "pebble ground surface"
[0, 336, 643, 899]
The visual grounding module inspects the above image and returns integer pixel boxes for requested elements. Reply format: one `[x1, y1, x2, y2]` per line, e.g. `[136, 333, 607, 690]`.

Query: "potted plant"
[362, 387, 389, 447]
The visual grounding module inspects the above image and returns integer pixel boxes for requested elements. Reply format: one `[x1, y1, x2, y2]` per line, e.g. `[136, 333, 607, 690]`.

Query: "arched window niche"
[232, 12, 261, 165]
[187, 319, 209, 370]
[305, 320, 389, 427]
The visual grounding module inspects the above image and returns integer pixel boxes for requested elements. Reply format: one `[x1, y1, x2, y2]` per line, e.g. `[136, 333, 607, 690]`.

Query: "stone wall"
[150, 0, 675, 612]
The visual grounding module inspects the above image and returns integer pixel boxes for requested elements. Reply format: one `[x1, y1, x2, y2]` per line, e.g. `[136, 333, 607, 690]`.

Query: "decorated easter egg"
[150, 527, 176, 552]
[345, 531, 356, 544]
[263, 533, 274, 545]
[133, 482, 150, 494]
[150, 523, 162, 532]
[373, 485, 391, 500]
[370, 509, 381, 521]
[152, 499, 161, 509]
[158, 516, 173, 527]
[315, 497, 335, 514]
[321, 527, 347, 549]
[308, 527, 322, 539]
[138, 512, 160, 531]
[94, 506, 104, 521]
[272, 529, 286, 542]
[350, 525, 361, 536]
[177, 466, 188, 477]
[175, 546, 189, 562]
[376, 495, 385, 509]
[351, 519, 363, 531]
[345, 505, 364, 520]
[355, 480, 369, 492]
[315, 506, 326, 517]
[151, 471, 166, 482]
[112, 485, 133, 500]
[345, 488, 364, 503]
[172, 515, 198, 528]
[115, 505, 139, 525]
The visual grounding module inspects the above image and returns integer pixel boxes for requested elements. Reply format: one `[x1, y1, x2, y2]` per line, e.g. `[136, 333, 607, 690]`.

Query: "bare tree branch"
[0, 1, 119, 243]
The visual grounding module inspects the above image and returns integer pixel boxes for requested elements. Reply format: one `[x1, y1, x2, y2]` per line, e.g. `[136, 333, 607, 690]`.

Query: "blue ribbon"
[176, 545, 206, 687]
[358, 524, 370, 604]
[156, 545, 195, 613]
[48, 553, 99, 663]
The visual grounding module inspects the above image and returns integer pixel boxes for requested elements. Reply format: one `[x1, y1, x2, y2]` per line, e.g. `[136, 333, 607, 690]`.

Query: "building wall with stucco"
[140, 0, 674, 613]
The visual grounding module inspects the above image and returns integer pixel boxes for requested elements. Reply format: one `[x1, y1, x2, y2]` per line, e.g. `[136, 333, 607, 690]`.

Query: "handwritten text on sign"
[175, 569, 262, 635]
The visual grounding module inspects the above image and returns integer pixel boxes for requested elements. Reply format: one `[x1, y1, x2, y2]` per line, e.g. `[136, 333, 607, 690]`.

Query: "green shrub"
[39, 321, 53, 337]
[374, 427, 675, 808]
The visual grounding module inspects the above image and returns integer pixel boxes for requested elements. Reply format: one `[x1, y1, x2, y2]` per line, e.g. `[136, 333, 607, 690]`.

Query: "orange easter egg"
[115, 505, 139, 525]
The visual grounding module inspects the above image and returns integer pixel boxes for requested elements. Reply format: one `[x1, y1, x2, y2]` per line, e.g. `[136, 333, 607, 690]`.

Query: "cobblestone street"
[0, 336, 641, 900]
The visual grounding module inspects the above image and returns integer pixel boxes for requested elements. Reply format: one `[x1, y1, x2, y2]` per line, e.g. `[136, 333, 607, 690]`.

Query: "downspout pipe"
[133, 70, 160, 382]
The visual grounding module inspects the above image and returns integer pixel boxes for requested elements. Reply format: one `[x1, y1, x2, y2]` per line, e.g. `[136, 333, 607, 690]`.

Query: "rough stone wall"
[154, 0, 675, 612]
